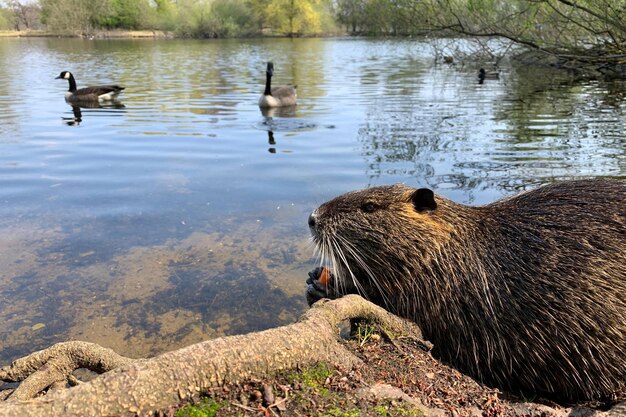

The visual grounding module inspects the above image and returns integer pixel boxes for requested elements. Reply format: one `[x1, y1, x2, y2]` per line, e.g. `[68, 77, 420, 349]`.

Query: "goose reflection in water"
[260, 105, 296, 154]
[63, 106, 83, 126]
[259, 104, 319, 153]
[62, 102, 126, 127]
[260, 105, 297, 119]
[260, 105, 297, 131]
[268, 131, 276, 154]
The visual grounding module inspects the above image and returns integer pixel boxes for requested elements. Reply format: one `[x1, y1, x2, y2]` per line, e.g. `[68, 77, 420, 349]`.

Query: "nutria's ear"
[411, 188, 437, 212]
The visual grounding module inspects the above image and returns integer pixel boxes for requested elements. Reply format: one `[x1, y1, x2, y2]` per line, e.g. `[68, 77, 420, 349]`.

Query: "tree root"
[0, 341, 135, 401]
[0, 295, 425, 417]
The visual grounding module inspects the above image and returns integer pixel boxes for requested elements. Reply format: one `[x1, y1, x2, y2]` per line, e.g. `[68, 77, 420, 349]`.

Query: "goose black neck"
[264, 72, 272, 96]
[67, 74, 77, 92]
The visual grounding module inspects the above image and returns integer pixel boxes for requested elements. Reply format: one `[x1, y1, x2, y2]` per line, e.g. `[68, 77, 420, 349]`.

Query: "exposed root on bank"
[0, 295, 424, 417]
[0, 341, 135, 401]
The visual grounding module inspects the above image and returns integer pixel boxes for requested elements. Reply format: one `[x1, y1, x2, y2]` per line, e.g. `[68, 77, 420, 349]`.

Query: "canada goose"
[55, 71, 125, 102]
[258, 62, 297, 108]
[478, 68, 499, 83]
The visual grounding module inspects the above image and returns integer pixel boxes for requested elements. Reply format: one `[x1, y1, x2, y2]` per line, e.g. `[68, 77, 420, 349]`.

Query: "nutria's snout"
[308, 211, 317, 229]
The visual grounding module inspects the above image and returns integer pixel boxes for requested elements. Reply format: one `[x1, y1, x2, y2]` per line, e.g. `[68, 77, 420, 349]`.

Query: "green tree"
[174, 0, 213, 37]
[211, 0, 258, 37]
[246, 0, 268, 31]
[335, 0, 366, 33]
[334, 0, 426, 35]
[96, 0, 155, 29]
[264, 0, 327, 36]
[3, 0, 42, 30]
[362, 0, 395, 34]
[0, 7, 11, 30]
[154, 0, 177, 30]
[39, 0, 111, 33]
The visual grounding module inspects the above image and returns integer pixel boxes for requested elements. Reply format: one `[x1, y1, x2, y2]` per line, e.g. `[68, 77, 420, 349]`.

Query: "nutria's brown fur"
[308, 179, 626, 402]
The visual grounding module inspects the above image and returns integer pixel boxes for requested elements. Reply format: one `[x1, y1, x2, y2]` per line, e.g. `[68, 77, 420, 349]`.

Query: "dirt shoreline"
[0, 29, 174, 39]
[170, 330, 623, 417]
[0, 29, 343, 39]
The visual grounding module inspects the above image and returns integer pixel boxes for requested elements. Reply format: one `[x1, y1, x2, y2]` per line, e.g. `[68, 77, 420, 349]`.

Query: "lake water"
[0, 37, 624, 362]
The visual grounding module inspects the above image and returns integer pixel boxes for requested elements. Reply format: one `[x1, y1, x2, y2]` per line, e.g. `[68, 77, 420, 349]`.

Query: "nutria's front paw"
[306, 267, 337, 306]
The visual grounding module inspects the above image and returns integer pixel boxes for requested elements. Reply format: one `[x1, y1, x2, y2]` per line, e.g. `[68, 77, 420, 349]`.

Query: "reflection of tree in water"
[356, 66, 626, 201]
[356, 78, 495, 201]
[597, 79, 626, 109]
[271, 39, 328, 102]
[357, 109, 472, 192]
[493, 66, 626, 177]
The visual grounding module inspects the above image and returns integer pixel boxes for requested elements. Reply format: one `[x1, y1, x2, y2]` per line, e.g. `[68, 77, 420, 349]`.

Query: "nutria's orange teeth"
[318, 267, 332, 286]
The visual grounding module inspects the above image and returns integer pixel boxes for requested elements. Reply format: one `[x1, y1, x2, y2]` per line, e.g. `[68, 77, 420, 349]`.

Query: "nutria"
[307, 179, 626, 402]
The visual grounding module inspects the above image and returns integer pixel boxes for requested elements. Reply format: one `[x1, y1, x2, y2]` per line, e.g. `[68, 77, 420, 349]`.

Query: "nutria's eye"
[361, 202, 377, 213]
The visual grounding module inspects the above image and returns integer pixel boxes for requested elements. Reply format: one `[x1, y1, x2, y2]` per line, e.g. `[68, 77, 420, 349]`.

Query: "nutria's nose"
[308, 212, 317, 229]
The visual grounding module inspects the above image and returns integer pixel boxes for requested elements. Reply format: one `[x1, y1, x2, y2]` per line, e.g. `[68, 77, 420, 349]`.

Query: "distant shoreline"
[0, 29, 349, 40]
[0, 30, 174, 39]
